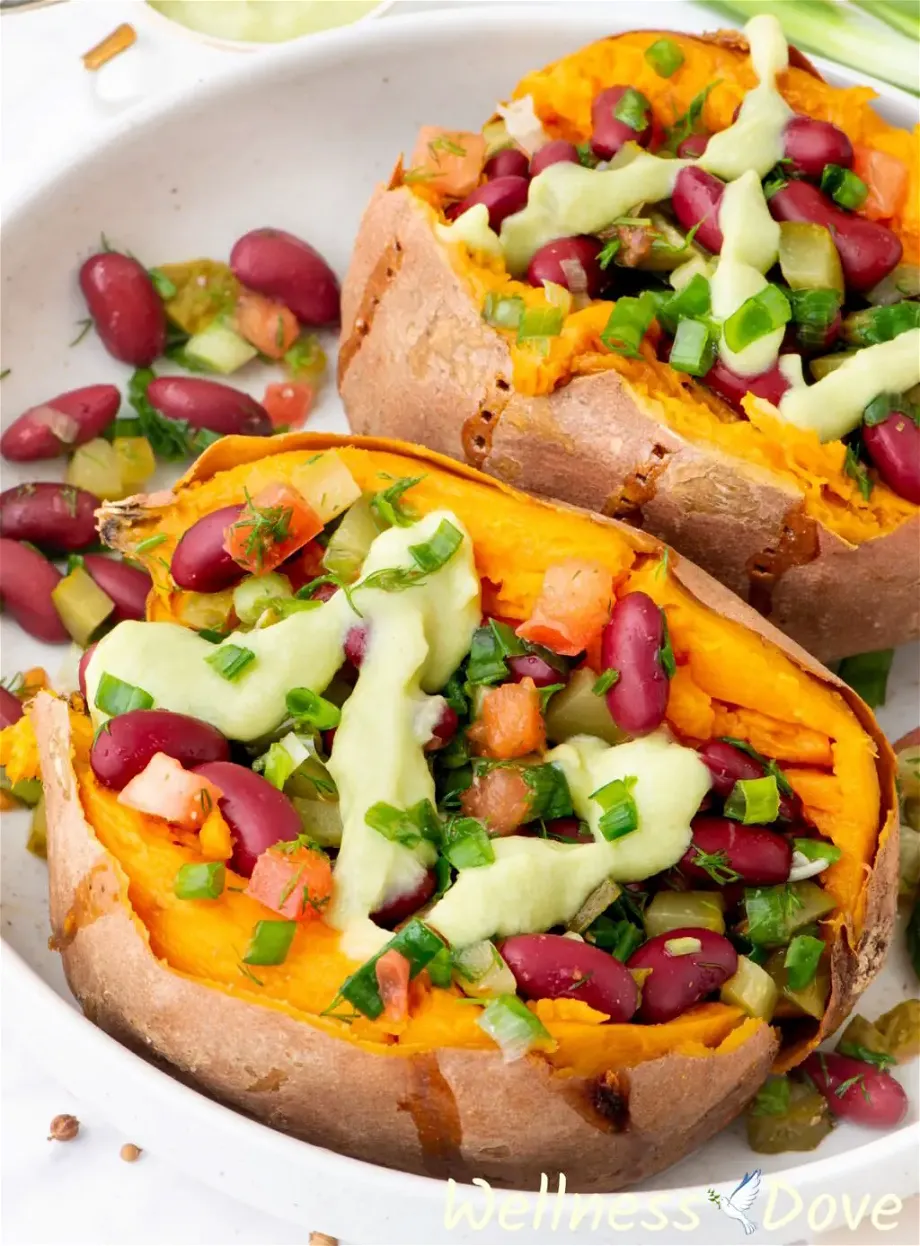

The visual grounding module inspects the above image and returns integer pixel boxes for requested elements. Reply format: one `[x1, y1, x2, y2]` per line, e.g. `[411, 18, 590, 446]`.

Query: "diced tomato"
[516, 559, 613, 656]
[198, 806, 234, 860]
[467, 677, 545, 760]
[223, 483, 323, 574]
[407, 127, 486, 198]
[118, 753, 222, 830]
[246, 841, 333, 921]
[375, 948, 411, 1023]
[460, 765, 532, 835]
[235, 290, 299, 359]
[262, 381, 315, 430]
[852, 145, 908, 221]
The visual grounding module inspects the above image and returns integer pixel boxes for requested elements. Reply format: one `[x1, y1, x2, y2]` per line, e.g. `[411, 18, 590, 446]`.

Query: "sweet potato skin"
[339, 187, 919, 663]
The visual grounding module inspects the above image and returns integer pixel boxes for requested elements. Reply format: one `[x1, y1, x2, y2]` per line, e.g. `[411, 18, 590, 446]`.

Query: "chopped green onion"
[338, 919, 447, 1019]
[658, 274, 712, 335]
[723, 284, 791, 354]
[669, 318, 715, 377]
[482, 292, 525, 330]
[720, 737, 794, 797]
[663, 80, 719, 153]
[197, 628, 227, 644]
[242, 919, 297, 967]
[793, 838, 842, 867]
[658, 613, 677, 679]
[205, 644, 255, 682]
[843, 301, 920, 347]
[837, 649, 894, 709]
[592, 669, 619, 696]
[591, 776, 639, 841]
[844, 445, 873, 502]
[365, 799, 441, 848]
[517, 762, 574, 821]
[864, 392, 915, 428]
[750, 1075, 791, 1117]
[598, 237, 620, 269]
[477, 994, 553, 1062]
[744, 881, 834, 948]
[134, 534, 167, 554]
[725, 776, 779, 824]
[612, 87, 650, 133]
[286, 687, 341, 731]
[820, 163, 868, 211]
[600, 293, 657, 358]
[252, 732, 314, 791]
[94, 672, 154, 716]
[789, 288, 842, 350]
[585, 913, 644, 961]
[517, 305, 564, 349]
[784, 933, 824, 991]
[466, 618, 542, 686]
[645, 37, 684, 78]
[575, 141, 599, 169]
[370, 476, 423, 528]
[442, 816, 495, 869]
[427, 946, 454, 989]
[408, 519, 463, 574]
[174, 861, 226, 901]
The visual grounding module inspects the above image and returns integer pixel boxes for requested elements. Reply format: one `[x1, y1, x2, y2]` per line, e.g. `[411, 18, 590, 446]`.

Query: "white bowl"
[2, 4, 918, 1242]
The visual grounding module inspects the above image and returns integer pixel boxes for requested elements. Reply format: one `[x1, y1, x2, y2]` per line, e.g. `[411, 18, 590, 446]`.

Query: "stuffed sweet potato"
[7, 432, 900, 1188]
[339, 18, 920, 662]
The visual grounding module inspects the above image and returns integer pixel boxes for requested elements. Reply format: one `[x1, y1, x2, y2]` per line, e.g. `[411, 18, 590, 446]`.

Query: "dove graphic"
[707, 1169, 762, 1235]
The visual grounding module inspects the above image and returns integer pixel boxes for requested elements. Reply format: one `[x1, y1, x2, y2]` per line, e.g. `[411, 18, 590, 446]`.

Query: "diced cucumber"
[322, 496, 383, 583]
[184, 320, 257, 374]
[452, 940, 516, 999]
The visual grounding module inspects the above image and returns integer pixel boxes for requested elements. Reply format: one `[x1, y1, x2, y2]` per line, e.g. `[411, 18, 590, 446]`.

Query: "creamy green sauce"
[435, 204, 502, 256]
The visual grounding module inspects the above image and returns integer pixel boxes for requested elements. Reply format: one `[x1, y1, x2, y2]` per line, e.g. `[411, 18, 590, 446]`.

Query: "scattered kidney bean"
[170, 505, 245, 593]
[628, 927, 737, 1023]
[672, 167, 725, 254]
[79, 253, 166, 366]
[601, 592, 669, 737]
[591, 86, 652, 160]
[863, 411, 920, 504]
[518, 816, 593, 843]
[345, 625, 368, 668]
[507, 652, 566, 688]
[0, 385, 121, 462]
[782, 116, 853, 179]
[230, 228, 341, 326]
[526, 236, 604, 297]
[91, 709, 230, 790]
[371, 869, 438, 929]
[484, 148, 530, 180]
[701, 357, 791, 413]
[0, 539, 67, 643]
[146, 378, 272, 438]
[769, 180, 902, 291]
[681, 817, 793, 885]
[0, 483, 98, 553]
[78, 643, 97, 700]
[80, 554, 151, 622]
[676, 133, 709, 159]
[529, 140, 580, 176]
[801, 1052, 908, 1129]
[193, 761, 301, 877]
[425, 703, 458, 752]
[0, 686, 23, 729]
[451, 175, 530, 232]
[501, 932, 638, 1021]
[698, 739, 800, 822]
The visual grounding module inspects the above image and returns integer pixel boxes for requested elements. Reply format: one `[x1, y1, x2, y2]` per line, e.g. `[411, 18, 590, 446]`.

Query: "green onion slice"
[477, 994, 553, 1062]
[722, 284, 791, 353]
[205, 644, 255, 682]
[820, 163, 868, 211]
[370, 476, 423, 528]
[836, 649, 893, 709]
[792, 838, 842, 867]
[720, 737, 794, 797]
[724, 775, 780, 824]
[242, 919, 297, 967]
[658, 274, 712, 334]
[670, 318, 715, 377]
[337, 919, 447, 1019]
[482, 292, 525, 330]
[658, 613, 677, 679]
[612, 87, 650, 133]
[442, 816, 495, 869]
[408, 519, 463, 574]
[591, 776, 639, 841]
[286, 686, 341, 731]
[600, 293, 657, 358]
[94, 672, 154, 716]
[365, 799, 441, 847]
[427, 946, 454, 989]
[645, 38, 684, 78]
[844, 444, 873, 502]
[844, 300, 920, 347]
[174, 861, 226, 901]
[592, 669, 620, 695]
[517, 305, 564, 349]
[585, 913, 644, 961]
[784, 933, 825, 990]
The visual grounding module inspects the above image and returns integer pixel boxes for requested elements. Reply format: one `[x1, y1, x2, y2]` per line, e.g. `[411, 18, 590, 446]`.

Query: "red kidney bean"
[91, 708, 230, 790]
[698, 740, 800, 822]
[452, 175, 530, 232]
[601, 592, 669, 737]
[529, 139, 580, 176]
[170, 505, 245, 593]
[0, 483, 98, 553]
[425, 703, 458, 752]
[801, 1052, 908, 1129]
[591, 86, 652, 160]
[78, 643, 97, 700]
[345, 625, 368, 668]
[677, 133, 709, 159]
[863, 411, 920, 504]
[769, 181, 902, 291]
[484, 148, 530, 180]
[81, 554, 151, 622]
[702, 357, 791, 413]
[519, 815, 593, 843]
[309, 581, 339, 602]
[526, 235, 604, 297]
[193, 760, 301, 877]
[500, 933, 638, 1021]
[230, 227, 340, 327]
[0, 385, 121, 462]
[507, 652, 567, 688]
[782, 116, 853, 179]
[0, 686, 23, 729]
[628, 927, 737, 1023]
[681, 816, 793, 886]
[0, 539, 67, 643]
[79, 253, 166, 366]
[371, 869, 438, 929]
[146, 377, 271, 438]
[672, 167, 725, 254]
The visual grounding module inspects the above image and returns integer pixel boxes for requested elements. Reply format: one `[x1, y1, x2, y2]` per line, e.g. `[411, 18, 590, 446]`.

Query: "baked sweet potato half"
[339, 20, 920, 662]
[9, 432, 900, 1190]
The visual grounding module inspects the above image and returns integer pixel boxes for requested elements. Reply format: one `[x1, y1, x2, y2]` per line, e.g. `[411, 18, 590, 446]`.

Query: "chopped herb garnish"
[95, 672, 154, 716]
[597, 237, 620, 270]
[148, 267, 178, 299]
[750, 1075, 791, 1116]
[663, 80, 720, 152]
[690, 847, 741, 886]
[784, 933, 825, 990]
[127, 368, 218, 461]
[205, 644, 255, 681]
[591, 776, 639, 841]
[229, 489, 293, 573]
[336, 919, 447, 1019]
[174, 861, 226, 901]
[658, 612, 677, 679]
[442, 816, 495, 869]
[837, 1042, 895, 1071]
[575, 142, 599, 169]
[592, 669, 620, 695]
[286, 687, 341, 731]
[612, 87, 650, 133]
[242, 919, 297, 967]
[361, 519, 463, 591]
[834, 1073, 867, 1099]
[365, 799, 441, 848]
[428, 135, 467, 159]
[370, 475, 424, 528]
[645, 37, 684, 78]
[135, 533, 167, 554]
[844, 445, 874, 501]
[720, 736, 794, 798]
[69, 318, 94, 348]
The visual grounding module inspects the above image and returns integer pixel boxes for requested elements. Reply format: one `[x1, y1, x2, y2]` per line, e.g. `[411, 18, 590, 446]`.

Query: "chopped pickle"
[766, 948, 830, 1019]
[836, 1013, 892, 1063]
[158, 259, 240, 335]
[643, 890, 725, 937]
[284, 753, 338, 803]
[808, 350, 856, 381]
[897, 740, 920, 805]
[640, 211, 705, 272]
[566, 878, 621, 934]
[176, 589, 236, 632]
[482, 118, 513, 158]
[27, 796, 47, 859]
[233, 573, 293, 626]
[322, 496, 383, 583]
[778, 222, 845, 294]
[873, 999, 920, 1064]
[66, 438, 127, 501]
[113, 436, 156, 493]
[867, 263, 920, 307]
[721, 954, 779, 1020]
[746, 1079, 833, 1155]
[743, 881, 835, 947]
[544, 668, 627, 746]
[51, 566, 115, 647]
[290, 796, 343, 848]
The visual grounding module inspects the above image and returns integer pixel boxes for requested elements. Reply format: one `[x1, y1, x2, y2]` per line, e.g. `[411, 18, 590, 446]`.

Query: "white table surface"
[2, 3, 918, 1244]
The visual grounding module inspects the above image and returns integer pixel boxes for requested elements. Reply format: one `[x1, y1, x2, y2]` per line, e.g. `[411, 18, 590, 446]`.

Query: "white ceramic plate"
[2, 5, 918, 1242]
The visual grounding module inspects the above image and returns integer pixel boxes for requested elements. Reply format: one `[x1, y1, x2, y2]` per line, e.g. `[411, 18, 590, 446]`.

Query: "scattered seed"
[119, 1142, 142, 1163]
[48, 1114, 80, 1142]
[309, 1235, 339, 1246]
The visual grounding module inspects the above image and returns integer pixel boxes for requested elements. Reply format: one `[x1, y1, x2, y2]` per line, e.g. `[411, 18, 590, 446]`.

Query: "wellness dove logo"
[708, 1169, 763, 1235]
